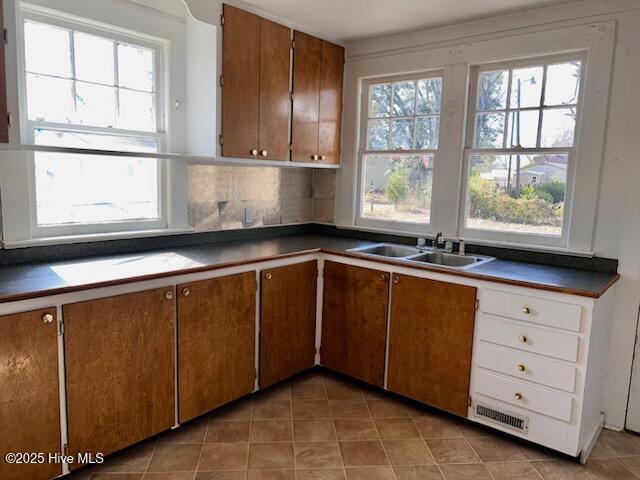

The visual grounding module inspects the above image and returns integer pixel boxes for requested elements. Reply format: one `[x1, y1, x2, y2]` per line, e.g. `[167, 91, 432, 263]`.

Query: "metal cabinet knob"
[392, 275, 400, 284]
[319, 155, 326, 161]
[182, 288, 191, 297]
[250, 149, 259, 156]
[42, 313, 54, 324]
[517, 364, 526, 372]
[514, 392, 523, 400]
[312, 154, 319, 161]
[522, 306, 531, 314]
[519, 335, 528, 343]
[265, 272, 272, 280]
[260, 150, 268, 157]
[165, 291, 174, 300]
[379, 272, 387, 281]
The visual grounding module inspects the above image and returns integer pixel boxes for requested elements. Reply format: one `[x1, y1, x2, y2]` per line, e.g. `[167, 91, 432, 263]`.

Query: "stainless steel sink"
[348, 243, 494, 270]
[408, 251, 493, 269]
[353, 243, 421, 258]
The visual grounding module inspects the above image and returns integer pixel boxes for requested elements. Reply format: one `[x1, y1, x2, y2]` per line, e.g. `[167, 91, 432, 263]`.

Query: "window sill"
[2, 227, 195, 249]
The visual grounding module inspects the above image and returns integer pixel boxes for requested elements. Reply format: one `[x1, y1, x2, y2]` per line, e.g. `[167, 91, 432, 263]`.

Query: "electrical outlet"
[244, 207, 254, 225]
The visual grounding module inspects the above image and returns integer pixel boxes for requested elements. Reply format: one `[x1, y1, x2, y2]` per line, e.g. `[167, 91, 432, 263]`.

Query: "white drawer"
[475, 342, 577, 392]
[475, 370, 574, 422]
[477, 315, 580, 363]
[480, 289, 582, 332]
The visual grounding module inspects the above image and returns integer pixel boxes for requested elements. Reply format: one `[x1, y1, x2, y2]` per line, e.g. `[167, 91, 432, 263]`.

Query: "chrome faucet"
[433, 232, 445, 251]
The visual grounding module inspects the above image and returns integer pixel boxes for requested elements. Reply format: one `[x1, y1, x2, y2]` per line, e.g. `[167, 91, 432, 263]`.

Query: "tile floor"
[71, 368, 640, 480]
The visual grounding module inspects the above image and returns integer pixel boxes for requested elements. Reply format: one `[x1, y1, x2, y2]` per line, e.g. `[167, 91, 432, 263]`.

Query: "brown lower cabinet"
[260, 261, 317, 388]
[178, 271, 257, 422]
[387, 274, 477, 416]
[64, 288, 175, 467]
[0, 308, 61, 480]
[321, 261, 389, 386]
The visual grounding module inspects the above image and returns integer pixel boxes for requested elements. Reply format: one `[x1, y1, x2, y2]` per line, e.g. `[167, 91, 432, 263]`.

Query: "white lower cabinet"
[469, 285, 615, 460]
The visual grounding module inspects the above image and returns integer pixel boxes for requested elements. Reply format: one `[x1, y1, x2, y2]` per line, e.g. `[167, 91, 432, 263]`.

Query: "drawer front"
[480, 289, 582, 332]
[476, 342, 577, 392]
[475, 370, 573, 422]
[477, 315, 580, 363]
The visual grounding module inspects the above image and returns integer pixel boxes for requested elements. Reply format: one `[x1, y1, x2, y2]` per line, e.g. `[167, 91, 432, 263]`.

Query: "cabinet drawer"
[476, 342, 577, 392]
[475, 370, 573, 422]
[480, 289, 582, 332]
[477, 315, 579, 363]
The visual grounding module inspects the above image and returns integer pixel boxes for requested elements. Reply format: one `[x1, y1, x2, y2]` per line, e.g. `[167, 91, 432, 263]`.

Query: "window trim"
[459, 51, 587, 248]
[356, 70, 443, 234]
[15, 3, 171, 238]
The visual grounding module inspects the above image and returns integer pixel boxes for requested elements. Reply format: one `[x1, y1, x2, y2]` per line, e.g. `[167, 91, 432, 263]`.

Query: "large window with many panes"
[358, 72, 443, 230]
[461, 53, 584, 242]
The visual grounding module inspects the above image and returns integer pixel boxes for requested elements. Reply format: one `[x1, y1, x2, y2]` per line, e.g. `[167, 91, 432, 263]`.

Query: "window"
[359, 73, 442, 229]
[462, 54, 583, 241]
[20, 8, 166, 235]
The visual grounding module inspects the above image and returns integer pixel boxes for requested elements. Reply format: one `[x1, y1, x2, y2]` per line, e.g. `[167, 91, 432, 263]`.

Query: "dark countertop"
[0, 234, 619, 303]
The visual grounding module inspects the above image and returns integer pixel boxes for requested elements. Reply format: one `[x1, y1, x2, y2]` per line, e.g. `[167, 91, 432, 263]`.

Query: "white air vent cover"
[474, 401, 529, 433]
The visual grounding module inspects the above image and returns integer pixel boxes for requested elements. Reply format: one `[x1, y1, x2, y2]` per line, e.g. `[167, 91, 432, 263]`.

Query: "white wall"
[340, 0, 640, 430]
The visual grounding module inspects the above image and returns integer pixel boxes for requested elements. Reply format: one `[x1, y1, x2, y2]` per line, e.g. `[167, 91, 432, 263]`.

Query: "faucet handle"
[417, 237, 426, 248]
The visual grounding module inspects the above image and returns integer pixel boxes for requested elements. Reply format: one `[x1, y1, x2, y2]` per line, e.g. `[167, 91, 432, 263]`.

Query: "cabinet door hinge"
[3, 28, 8, 45]
[220, 14, 225, 27]
[289, 92, 293, 101]
[219, 75, 224, 87]
[287, 144, 292, 151]
[7, 112, 12, 127]
[291, 39, 295, 49]
[475, 299, 479, 311]
[468, 396, 472, 407]
[58, 318, 64, 336]
[218, 134, 223, 145]
[254, 367, 258, 380]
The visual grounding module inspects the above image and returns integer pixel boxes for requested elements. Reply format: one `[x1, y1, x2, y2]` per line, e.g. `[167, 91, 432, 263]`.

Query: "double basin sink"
[348, 243, 494, 270]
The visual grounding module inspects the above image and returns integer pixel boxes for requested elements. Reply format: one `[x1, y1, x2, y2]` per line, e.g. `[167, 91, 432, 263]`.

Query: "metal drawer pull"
[519, 335, 528, 343]
[514, 392, 523, 400]
[517, 364, 526, 372]
[182, 288, 191, 297]
[165, 291, 174, 300]
[522, 306, 531, 314]
[42, 313, 54, 324]
[250, 149, 258, 156]
[265, 272, 272, 280]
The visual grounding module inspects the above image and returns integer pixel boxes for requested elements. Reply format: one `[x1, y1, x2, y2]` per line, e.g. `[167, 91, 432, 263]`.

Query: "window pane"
[545, 61, 581, 106]
[475, 112, 505, 148]
[415, 116, 439, 150]
[478, 70, 507, 111]
[34, 151, 159, 225]
[118, 89, 156, 131]
[507, 110, 539, 148]
[465, 153, 566, 236]
[540, 108, 576, 147]
[24, 21, 72, 77]
[392, 81, 415, 116]
[509, 66, 543, 108]
[76, 82, 117, 127]
[34, 128, 158, 153]
[416, 78, 442, 115]
[362, 154, 434, 224]
[367, 119, 389, 150]
[369, 83, 391, 117]
[118, 43, 154, 92]
[391, 118, 414, 150]
[26, 74, 75, 123]
[74, 32, 115, 85]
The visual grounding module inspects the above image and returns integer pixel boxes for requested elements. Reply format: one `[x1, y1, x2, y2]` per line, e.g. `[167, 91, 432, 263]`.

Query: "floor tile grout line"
[191, 416, 210, 480]
[364, 393, 399, 480]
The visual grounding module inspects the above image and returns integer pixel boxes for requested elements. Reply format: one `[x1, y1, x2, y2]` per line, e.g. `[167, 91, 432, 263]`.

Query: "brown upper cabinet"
[63, 288, 175, 467]
[387, 274, 477, 416]
[321, 261, 389, 386]
[0, 0, 9, 143]
[292, 32, 344, 164]
[221, 4, 290, 161]
[0, 309, 61, 480]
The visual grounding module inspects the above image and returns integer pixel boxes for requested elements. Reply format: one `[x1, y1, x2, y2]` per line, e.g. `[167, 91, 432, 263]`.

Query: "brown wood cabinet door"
[178, 271, 256, 422]
[291, 30, 322, 163]
[0, 0, 8, 143]
[258, 17, 291, 161]
[260, 261, 317, 388]
[0, 309, 61, 480]
[317, 41, 344, 165]
[222, 4, 260, 158]
[64, 288, 175, 465]
[387, 274, 477, 416]
[321, 261, 389, 387]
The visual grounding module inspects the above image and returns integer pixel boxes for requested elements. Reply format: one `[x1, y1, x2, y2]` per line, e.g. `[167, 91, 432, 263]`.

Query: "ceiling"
[241, 0, 574, 41]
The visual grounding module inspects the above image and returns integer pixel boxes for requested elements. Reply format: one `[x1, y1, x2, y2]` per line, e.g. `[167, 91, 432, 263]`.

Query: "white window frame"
[15, 3, 170, 238]
[459, 51, 587, 248]
[356, 70, 444, 234]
